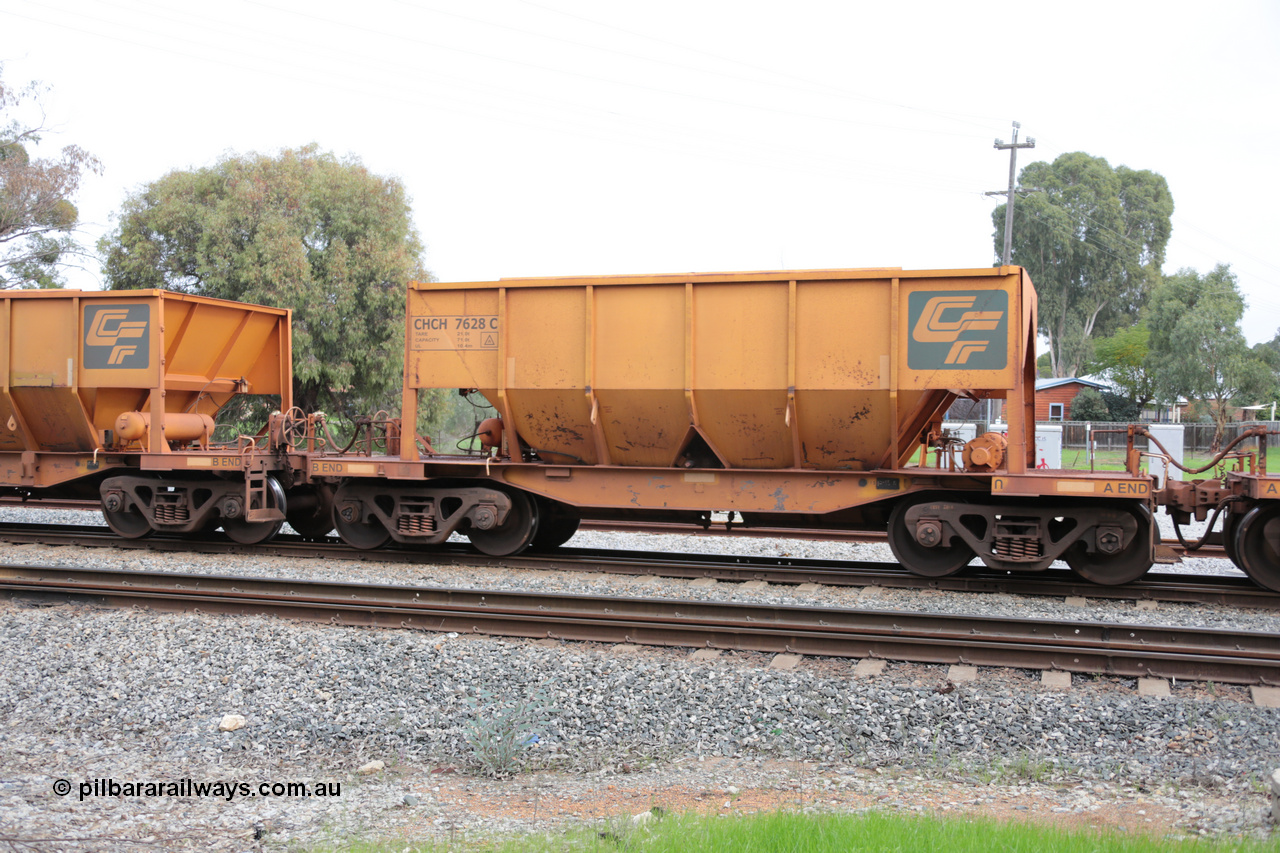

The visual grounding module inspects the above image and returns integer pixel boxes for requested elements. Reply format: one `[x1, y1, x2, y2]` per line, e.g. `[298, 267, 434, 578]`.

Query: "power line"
[2, 1, 998, 194]
[509, 0, 1008, 133]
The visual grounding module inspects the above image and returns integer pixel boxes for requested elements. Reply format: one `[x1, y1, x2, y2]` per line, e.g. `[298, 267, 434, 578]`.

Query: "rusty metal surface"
[1, 564, 1277, 685]
[0, 521, 1271, 610]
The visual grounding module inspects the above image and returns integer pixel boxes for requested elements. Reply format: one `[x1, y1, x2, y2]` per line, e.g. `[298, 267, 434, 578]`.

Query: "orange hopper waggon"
[2, 267, 1278, 593]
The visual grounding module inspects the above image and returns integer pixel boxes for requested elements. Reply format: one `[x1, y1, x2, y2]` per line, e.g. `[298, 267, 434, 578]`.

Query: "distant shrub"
[1100, 391, 1141, 422]
[1069, 388, 1110, 421]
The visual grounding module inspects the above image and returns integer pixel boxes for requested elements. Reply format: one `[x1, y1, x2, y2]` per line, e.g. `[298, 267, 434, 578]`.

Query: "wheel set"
[1229, 503, 1280, 592]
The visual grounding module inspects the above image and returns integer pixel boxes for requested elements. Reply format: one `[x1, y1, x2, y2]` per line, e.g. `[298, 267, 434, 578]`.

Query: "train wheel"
[333, 508, 391, 550]
[469, 490, 540, 556]
[887, 498, 975, 578]
[1064, 505, 1153, 586]
[1233, 503, 1280, 592]
[331, 484, 391, 550]
[287, 487, 336, 540]
[222, 478, 286, 545]
[1221, 511, 1241, 567]
[531, 500, 580, 549]
[102, 506, 154, 539]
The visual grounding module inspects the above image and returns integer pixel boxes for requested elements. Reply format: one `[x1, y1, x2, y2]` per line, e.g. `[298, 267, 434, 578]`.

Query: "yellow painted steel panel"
[506, 287, 586, 389]
[591, 287, 688, 466]
[594, 285, 683, 389]
[11, 386, 96, 452]
[503, 465, 917, 515]
[78, 297, 162, 389]
[10, 300, 80, 387]
[691, 282, 787, 390]
[693, 389, 791, 468]
[794, 390, 893, 469]
[0, 394, 24, 451]
[0, 289, 290, 462]
[796, 280, 891, 389]
[510, 389, 598, 465]
[405, 288, 500, 389]
[596, 389, 688, 467]
[404, 267, 1033, 471]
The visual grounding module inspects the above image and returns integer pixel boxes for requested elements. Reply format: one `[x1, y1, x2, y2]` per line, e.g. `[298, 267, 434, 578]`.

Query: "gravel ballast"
[0, 508, 1278, 849]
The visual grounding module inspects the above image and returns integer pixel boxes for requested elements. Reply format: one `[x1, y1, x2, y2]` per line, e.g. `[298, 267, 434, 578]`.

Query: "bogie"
[887, 496, 1153, 581]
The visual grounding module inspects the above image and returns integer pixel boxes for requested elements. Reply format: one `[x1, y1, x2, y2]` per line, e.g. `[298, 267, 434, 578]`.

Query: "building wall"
[1035, 384, 1086, 422]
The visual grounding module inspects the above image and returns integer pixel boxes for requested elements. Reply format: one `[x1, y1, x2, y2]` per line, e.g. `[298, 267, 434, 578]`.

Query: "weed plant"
[463, 687, 556, 778]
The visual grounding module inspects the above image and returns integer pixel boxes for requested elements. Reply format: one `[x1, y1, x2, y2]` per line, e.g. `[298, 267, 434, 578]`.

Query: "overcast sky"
[3, 0, 1278, 344]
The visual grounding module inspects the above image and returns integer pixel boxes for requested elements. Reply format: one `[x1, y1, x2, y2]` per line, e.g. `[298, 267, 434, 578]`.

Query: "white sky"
[3, 0, 1278, 343]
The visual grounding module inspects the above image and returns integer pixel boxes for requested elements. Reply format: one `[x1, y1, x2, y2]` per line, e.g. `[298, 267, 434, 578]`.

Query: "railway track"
[0, 497, 1229, 559]
[581, 520, 1230, 561]
[1, 564, 1276, 686]
[0, 521, 1274, 609]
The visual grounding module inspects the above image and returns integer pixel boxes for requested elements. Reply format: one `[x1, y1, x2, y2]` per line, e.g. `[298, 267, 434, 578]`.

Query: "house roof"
[1035, 377, 1109, 392]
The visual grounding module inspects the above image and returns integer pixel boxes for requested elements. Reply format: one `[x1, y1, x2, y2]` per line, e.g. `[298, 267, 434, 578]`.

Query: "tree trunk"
[1210, 398, 1228, 455]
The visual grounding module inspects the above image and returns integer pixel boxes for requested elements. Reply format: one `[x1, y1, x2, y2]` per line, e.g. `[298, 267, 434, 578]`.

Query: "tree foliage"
[1255, 333, 1280, 374]
[1088, 322, 1155, 408]
[1249, 337, 1280, 422]
[1100, 391, 1142, 423]
[100, 145, 429, 418]
[1035, 351, 1052, 379]
[994, 152, 1172, 378]
[1145, 265, 1274, 449]
[0, 66, 102, 288]
[1068, 387, 1110, 422]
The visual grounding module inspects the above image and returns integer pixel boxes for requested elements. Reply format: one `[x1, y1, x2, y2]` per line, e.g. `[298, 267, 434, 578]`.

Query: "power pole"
[986, 122, 1036, 266]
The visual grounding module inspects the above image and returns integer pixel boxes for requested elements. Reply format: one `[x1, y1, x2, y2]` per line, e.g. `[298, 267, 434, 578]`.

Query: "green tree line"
[996, 152, 1277, 449]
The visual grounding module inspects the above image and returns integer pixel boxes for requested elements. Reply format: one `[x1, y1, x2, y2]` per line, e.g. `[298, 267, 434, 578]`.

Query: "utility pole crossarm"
[990, 121, 1036, 267]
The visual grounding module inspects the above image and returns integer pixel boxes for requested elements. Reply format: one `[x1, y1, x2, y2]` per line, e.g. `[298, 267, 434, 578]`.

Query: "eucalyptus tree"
[0, 66, 101, 288]
[100, 144, 430, 419]
[1146, 265, 1274, 450]
[992, 152, 1172, 378]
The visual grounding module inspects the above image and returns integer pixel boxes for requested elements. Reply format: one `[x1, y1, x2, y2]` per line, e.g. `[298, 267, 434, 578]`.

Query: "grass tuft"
[297, 810, 1280, 853]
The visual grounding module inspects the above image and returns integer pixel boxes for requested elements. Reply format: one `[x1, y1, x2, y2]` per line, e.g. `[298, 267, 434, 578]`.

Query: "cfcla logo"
[906, 290, 1008, 371]
[84, 305, 150, 369]
[911, 296, 1002, 364]
[87, 309, 148, 364]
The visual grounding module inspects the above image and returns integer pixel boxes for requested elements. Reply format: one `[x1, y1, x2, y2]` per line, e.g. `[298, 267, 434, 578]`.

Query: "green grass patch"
[296, 810, 1280, 852]
[1059, 448, 1231, 475]
[915, 446, 1230, 476]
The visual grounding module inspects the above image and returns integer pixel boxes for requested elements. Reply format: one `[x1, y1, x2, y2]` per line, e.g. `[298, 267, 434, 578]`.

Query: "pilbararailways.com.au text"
[52, 777, 342, 802]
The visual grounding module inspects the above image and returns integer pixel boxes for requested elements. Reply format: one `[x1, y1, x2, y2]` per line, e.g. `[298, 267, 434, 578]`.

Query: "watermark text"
[53, 777, 342, 802]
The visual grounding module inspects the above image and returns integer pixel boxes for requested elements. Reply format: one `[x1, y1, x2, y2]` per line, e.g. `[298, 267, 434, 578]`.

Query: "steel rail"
[0, 499, 1228, 558]
[581, 520, 1229, 560]
[0, 522, 1273, 609]
[0, 564, 1276, 685]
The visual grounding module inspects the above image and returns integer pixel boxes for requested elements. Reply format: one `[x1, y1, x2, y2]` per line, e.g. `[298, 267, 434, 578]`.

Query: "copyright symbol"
[52, 779, 71, 797]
